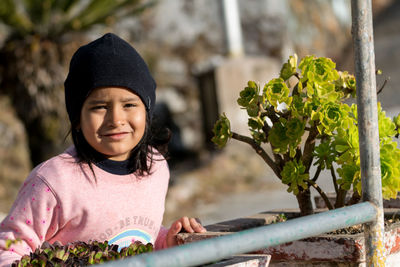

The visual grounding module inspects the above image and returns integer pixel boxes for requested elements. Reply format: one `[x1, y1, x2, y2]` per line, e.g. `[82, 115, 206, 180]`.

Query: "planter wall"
[206, 255, 271, 267]
[177, 209, 400, 266]
[314, 192, 400, 209]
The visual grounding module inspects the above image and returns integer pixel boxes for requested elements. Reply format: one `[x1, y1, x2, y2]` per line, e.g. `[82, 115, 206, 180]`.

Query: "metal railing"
[102, 202, 377, 267]
[102, 0, 385, 266]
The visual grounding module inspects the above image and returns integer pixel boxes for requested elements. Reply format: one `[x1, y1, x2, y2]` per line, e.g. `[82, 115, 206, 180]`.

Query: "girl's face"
[80, 87, 147, 161]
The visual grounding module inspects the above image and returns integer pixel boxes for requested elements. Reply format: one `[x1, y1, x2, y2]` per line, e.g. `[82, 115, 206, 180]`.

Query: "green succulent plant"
[10, 240, 153, 267]
[212, 54, 400, 215]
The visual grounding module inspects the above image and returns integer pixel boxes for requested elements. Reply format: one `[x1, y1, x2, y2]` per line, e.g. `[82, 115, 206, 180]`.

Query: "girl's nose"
[107, 107, 125, 126]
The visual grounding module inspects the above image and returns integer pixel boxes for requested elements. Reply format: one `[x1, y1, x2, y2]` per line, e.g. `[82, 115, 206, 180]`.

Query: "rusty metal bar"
[351, 0, 386, 266]
[101, 202, 376, 267]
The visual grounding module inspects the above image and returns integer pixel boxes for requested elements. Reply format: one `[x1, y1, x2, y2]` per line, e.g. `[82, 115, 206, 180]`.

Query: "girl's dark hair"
[70, 112, 170, 178]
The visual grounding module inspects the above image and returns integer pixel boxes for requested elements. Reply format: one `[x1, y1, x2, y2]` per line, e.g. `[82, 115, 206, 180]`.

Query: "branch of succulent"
[212, 54, 400, 216]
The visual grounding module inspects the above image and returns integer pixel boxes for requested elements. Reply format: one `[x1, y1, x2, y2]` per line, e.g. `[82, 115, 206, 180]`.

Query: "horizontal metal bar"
[102, 202, 377, 267]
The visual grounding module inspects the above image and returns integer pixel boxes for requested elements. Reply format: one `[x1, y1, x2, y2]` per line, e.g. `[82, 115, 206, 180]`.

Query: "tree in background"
[0, 0, 153, 166]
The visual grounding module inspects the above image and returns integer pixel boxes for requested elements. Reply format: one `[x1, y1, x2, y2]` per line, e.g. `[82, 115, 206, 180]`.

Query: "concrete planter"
[206, 255, 271, 267]
[177, 209, 400, 266]
[314, 192, 400, 209]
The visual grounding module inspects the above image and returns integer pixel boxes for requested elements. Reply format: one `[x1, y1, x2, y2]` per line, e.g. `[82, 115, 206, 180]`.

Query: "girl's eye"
[124, 103, 137, 108]
[91, 105, 107, 110]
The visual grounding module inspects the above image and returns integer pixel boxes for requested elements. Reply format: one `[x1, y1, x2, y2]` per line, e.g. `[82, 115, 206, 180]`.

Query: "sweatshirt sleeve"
[0, 175, 59, 267]
[154, 226, 169, 250]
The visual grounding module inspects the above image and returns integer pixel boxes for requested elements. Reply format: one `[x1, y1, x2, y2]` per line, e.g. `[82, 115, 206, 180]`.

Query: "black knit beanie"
[64, 33, 156, 123]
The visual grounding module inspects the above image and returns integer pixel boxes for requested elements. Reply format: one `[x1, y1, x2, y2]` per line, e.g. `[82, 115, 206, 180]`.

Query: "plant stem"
[312, 165, 322, 182]
[376, 78, 388, 95]
[332, 163, 348, 208]
[295, 147, 302, 162]
[231, 132, 282, 179]
[346, 190, 361, 205]
[330, 166, 339, 194]
[273, 152, 284, 170]
[295, 189, 314, 215]
[292, 83, 300, 96]
[335, 188, 348, 208]
[302, 126, 318, 173]
[306, 180, 334, 210]
[261, 106, 280, 123]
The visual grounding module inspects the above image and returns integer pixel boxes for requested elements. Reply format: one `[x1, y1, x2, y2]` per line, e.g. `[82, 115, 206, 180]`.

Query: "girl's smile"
[80, 87, 147, 161]
[101, 132, 130, 140]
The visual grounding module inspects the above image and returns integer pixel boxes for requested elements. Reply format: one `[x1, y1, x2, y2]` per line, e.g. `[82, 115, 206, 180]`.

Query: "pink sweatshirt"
[0, 146, 170, 266]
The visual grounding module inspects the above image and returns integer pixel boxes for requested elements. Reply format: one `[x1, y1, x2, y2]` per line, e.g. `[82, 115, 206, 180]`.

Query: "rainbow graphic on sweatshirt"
[109, 229, 152, 251]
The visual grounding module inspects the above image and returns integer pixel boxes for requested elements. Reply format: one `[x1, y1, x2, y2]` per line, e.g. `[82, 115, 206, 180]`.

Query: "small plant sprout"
[11, 240, 153, 266]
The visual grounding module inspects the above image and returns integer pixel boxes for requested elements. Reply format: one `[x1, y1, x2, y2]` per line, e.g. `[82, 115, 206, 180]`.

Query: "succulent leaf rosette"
[212, 54, 400, 215]
[211, 113, 232, 149]
[281, 159, 309, 195]
[263, 78, 292, 111]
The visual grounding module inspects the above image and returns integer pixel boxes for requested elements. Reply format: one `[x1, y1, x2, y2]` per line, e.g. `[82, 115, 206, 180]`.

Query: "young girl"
[0, 33, 205, 266]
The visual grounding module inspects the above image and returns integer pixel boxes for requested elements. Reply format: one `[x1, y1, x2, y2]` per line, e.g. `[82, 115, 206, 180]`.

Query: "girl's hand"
[166, 217, 207, 247]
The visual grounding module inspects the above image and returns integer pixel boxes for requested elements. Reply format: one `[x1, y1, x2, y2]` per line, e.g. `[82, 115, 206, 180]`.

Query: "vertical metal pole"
[351, 0, 386, 266]
[221, 0, 244, 57]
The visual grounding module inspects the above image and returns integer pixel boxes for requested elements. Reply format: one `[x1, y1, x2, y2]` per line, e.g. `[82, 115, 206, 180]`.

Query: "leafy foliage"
[212, 54, 400, 214]
[11, 240, 153, 267]
[0, 0, 154, 38]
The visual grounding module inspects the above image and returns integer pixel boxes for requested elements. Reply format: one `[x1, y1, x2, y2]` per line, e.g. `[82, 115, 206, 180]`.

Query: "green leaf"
[281, 159, 309, 195]
[380, 141, 400, 199]
[263, 78, 292, 110]
[64, 0, 143, 32]
[2, 0, 151, 37]
[290, 95, 305, 117]
[313, 140, 336, 169]
[268, 119, 290, 154]
[250, 129, 267, 145]
[336, 164, 360, 191]
[237, 81, 259, 107]
[280, 54, 298, 81]
[393, 114, 400, 128]
[377, 102, 397, 138]
[94, 251, 103, 260]
[145, 243, 153, 252]
[335, 145, 348, 153]
[237, 81, 263, 117]
[286, 117, 306, 141]
[316, 102, 350, 135]
[299, 56, 339, 84]
[248, 117, 264, 130]
[211, 113, 232, 148]
[0, 0, 33, 33]
[335, 71, 356, 98]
